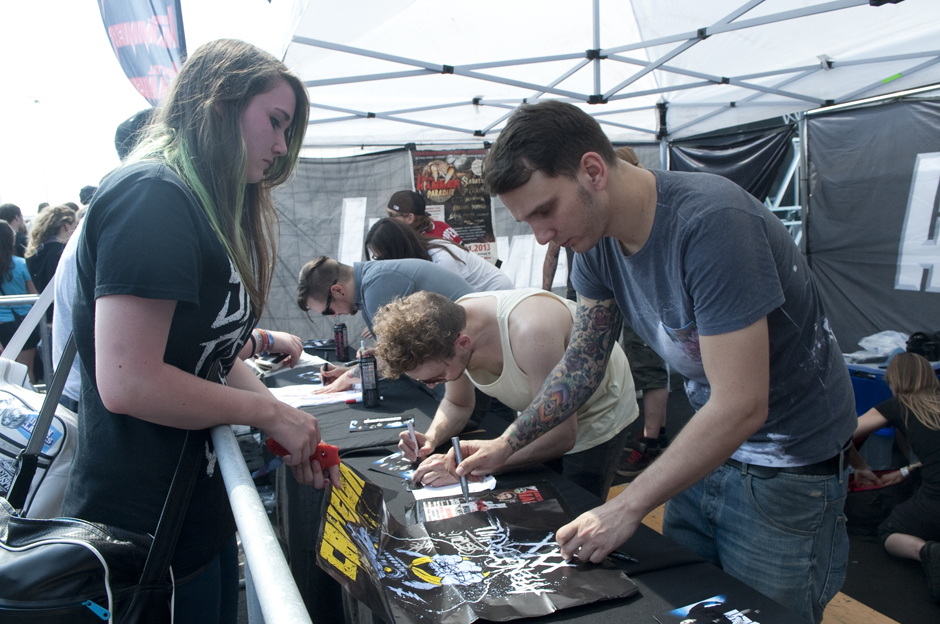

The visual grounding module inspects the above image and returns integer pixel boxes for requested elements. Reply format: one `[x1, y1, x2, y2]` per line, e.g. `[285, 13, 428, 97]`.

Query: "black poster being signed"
[317, 464, 637, 624]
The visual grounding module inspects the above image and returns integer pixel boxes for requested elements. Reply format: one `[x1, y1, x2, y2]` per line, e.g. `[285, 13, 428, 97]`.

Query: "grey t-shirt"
[354, 259, 475, 330]
[572, 170, 855, 467]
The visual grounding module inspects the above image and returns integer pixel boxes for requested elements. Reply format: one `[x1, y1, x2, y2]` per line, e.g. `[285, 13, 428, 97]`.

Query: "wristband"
[900, 466, 910, 478]
[247, 332, 257, 357]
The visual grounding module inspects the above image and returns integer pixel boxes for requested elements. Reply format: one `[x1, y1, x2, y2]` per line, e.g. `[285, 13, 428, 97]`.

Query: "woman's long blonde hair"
[126, 39, 309, 317]
[885, 352, 940, 431]
[25, 205, 76, 258]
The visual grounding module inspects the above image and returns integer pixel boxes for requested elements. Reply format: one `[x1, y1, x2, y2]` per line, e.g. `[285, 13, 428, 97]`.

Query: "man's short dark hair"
[483, 100, 617, 195]
[297, 256, 340, 312]
[0, 204, 22, 223]
[79, 185, 97, 206]
[114, 108, 156, 161]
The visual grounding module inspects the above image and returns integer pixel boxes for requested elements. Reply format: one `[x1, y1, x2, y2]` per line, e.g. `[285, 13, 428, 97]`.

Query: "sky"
[0, 1, 302, 219]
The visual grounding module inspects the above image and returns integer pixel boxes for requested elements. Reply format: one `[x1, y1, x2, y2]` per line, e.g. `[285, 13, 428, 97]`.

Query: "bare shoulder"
[508, 294, 573, 375]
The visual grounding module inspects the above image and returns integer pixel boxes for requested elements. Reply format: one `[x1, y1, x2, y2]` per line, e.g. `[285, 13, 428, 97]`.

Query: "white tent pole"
[798, 114, 810, 253]
[727, 79, 825, 104]
[670, 66, 820, 136]
[835, 56, 940, 104]
[461, 54, 586, 71]
[592, 0, 601, 97]
[597, 119, 659, 135]
[608, 81, 714, 102]
[603, 0, 767, 99]
[707, 0, 868, 37]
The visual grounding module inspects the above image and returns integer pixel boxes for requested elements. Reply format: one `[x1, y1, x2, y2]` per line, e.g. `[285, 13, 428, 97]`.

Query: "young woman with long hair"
[24, 204, 77, 293]
[60, 39, 338, 622]
[365, 217, 513, 291]
[854, 352, 940, 603]
[0, 220, 39, 381]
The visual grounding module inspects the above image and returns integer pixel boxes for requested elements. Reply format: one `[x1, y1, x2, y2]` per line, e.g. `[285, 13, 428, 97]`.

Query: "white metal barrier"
[211, 424, 313, 624]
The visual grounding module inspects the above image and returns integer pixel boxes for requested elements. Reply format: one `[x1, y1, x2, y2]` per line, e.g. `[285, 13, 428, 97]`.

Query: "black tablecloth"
[265, 363, 804, 624]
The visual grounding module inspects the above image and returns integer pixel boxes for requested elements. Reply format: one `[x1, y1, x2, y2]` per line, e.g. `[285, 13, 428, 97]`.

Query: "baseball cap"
[387, 190, 426, 216]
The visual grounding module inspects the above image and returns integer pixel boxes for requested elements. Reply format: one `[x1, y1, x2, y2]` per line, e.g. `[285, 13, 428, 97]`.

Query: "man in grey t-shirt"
[453, 101, 855, 623]
[296, 256, 474, 391]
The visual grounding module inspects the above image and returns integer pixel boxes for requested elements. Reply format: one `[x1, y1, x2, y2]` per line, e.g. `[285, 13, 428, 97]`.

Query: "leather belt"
[725, 444, 850, 479]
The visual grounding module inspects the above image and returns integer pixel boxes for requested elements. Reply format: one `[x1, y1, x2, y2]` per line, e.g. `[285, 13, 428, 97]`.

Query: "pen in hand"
[451, 436, 471, 504]
[406, 421, 419, 460]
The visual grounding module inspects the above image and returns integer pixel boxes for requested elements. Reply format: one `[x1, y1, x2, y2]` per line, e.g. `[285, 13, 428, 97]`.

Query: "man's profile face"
[499, 169, 603, 254]
[406, 358, 465, 389]
[304, 293, 358, 318]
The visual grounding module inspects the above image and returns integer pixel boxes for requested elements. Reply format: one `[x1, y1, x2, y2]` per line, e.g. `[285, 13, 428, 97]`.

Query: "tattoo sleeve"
[506, 297, 623, 451]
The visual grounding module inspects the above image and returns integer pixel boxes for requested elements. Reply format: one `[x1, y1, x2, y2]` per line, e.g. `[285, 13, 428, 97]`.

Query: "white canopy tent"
[276, 0, 940, 150]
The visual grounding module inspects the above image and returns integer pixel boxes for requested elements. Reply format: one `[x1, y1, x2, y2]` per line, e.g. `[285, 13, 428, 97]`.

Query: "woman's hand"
[267, 331, 303, 368]
[262, 400, 340, 487]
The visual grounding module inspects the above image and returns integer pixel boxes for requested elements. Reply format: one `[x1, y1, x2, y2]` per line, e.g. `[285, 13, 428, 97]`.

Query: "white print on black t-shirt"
[195, 259, 251, 377]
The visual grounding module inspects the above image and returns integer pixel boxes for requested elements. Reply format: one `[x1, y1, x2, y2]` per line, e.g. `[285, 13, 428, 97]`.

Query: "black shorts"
[878, 488, 940, 544]
[621, 325, 667, 391]
[0, 318, 40, 351]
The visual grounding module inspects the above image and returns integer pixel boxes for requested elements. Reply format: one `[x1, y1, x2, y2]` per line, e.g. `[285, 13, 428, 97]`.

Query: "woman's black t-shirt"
[875, 395, 940, 500]
[62, 160, 255, 578]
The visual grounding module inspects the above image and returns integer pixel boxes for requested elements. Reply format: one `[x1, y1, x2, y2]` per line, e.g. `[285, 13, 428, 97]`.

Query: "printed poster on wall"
[317, 464, 636, 624]
[413, 149, 498, 264]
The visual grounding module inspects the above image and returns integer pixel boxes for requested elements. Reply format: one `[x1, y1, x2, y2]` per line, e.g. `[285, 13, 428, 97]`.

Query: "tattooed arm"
[451, 295, 623, 476]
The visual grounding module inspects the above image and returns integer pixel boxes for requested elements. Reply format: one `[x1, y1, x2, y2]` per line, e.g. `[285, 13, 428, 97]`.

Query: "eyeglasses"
[418, 375, 448, 387]
[322, 279, 338, 316]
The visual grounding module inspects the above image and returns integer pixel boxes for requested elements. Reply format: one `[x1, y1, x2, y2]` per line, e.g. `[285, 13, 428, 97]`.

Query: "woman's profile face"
[239, 77, 297, 184]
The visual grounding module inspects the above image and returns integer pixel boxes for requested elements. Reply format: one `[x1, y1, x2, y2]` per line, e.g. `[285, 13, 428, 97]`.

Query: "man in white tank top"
[373, 289, 638, 499]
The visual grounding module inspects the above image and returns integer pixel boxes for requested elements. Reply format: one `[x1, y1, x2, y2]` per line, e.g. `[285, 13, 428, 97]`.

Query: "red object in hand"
[266, 438, 341, 467]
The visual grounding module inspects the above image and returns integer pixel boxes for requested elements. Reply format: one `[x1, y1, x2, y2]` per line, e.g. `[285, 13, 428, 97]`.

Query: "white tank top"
[459, 288, 638, 453]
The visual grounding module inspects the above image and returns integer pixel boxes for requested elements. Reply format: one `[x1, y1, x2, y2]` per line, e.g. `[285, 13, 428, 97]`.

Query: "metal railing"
[211, 424, 313, 624]
[0, 294, 52, 385]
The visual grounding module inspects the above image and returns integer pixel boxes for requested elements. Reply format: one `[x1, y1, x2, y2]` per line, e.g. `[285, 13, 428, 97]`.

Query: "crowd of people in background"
[0, 189, 92, 382]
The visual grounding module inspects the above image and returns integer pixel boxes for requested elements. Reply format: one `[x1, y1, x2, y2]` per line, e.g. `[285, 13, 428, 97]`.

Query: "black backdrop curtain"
[805, 99, 940, 351]
[669, 125, 794, 200]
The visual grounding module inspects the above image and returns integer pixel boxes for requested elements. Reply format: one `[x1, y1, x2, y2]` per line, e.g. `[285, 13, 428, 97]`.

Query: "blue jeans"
[663, 463, 849, 624]
[174, 535, 239, 624]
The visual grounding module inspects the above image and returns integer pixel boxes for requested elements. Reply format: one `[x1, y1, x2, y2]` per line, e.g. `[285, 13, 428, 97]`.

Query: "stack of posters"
[317, 464, 637, 624]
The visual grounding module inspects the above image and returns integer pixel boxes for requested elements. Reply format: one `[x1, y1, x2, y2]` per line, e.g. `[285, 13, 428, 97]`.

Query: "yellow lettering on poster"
[320, 511, 360, 580]
[340, 463, 365, 497]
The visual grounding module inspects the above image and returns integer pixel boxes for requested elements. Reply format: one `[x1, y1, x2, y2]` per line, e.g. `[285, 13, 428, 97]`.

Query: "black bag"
[0, 335, 203, 622]
[907, 332, 940, 361]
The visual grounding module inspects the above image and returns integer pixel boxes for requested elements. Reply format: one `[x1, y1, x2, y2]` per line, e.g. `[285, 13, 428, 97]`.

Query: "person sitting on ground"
[0, 221, 39, 382]
[0, 204, 28, 258]
[365, 217, 513, 292]
[25, 204, 77, 295]
[374, 289, 638, 499]
[386, 190, 463, 245]
[852, 352, 940, 603]
[297, 256, 475, 393]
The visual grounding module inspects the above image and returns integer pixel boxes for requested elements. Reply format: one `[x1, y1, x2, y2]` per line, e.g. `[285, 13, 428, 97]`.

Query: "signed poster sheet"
[317, 464, 637, 624]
